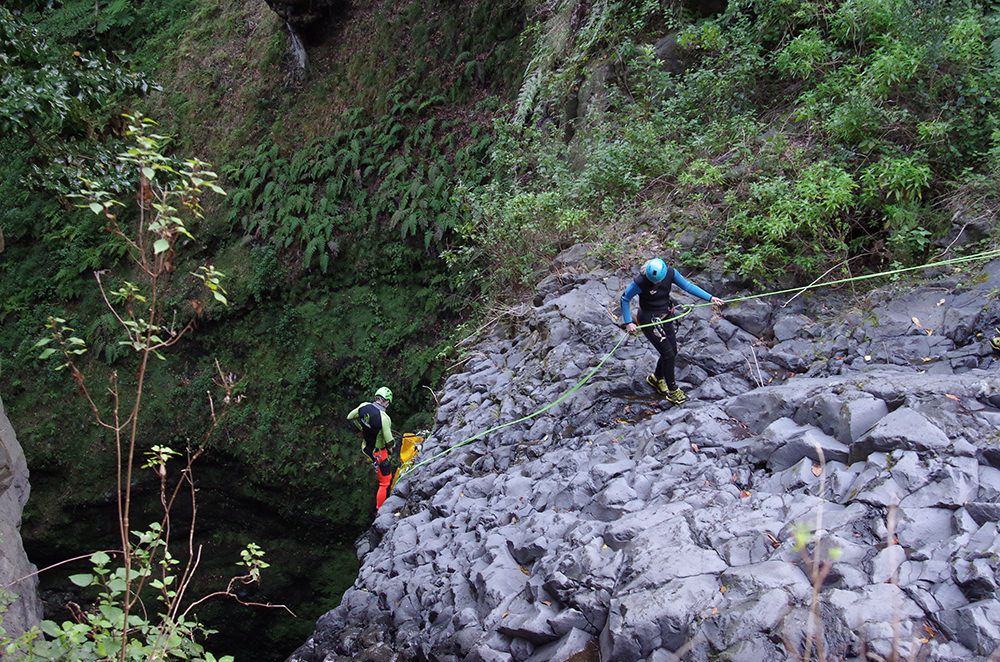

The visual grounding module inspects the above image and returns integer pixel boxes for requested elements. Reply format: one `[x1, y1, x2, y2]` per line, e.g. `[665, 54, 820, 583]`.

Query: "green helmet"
[375, 386, 393, 403]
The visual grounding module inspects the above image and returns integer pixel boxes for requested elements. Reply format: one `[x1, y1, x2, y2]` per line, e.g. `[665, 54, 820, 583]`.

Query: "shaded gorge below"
[23, 455, 362, 661]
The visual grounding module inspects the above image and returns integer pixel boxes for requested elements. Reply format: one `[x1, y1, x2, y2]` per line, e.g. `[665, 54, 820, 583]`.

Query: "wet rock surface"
[291, 255, 1000, 662]
[0, 396, 42, 638]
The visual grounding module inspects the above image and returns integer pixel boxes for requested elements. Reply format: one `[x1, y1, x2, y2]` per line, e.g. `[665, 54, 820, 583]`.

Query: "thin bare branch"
[2, 550, 121, 588]
[94, 270, 130, 330]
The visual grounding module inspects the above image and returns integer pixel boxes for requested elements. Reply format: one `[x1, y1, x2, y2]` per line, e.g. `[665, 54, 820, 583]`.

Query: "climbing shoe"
[646, 373, 669, 395]
[665, 387, 688, 406]
[991, 329, 1000, 354]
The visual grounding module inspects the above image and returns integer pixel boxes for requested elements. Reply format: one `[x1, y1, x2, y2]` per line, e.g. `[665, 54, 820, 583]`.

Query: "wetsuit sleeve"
[346, 404, 361, 428]
[380, 410, 394, 451]
[620, 281, 641, 323]
[672, 269, 713, 301]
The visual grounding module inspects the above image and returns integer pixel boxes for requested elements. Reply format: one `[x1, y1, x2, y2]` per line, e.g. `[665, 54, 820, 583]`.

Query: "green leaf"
[38, 348, 57, 360]
[89, 202, 104, 215]
[40, 620, 63, 638]
[90, 551, 111, 565]
[142, 166, 155, 180]
[69, 573, 94, 587]
[33, 337, 52, 348]
[153, 239, 170, 254]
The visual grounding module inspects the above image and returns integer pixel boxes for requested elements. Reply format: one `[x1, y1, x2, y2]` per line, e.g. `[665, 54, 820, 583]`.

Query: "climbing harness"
[402, 246, 1000, 477]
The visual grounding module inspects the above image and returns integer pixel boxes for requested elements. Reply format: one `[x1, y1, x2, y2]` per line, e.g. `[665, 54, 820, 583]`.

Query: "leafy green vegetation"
[468, 0, 999, 287]
[1, 1, 527, 657]
[225, 90, 494, 271]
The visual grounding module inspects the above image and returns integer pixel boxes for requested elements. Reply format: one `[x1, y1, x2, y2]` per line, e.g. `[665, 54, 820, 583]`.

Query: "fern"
[514, 69, 543, 125]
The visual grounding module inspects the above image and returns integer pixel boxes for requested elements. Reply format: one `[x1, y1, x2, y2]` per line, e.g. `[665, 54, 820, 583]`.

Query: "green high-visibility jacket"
[347, 401, 393, 459]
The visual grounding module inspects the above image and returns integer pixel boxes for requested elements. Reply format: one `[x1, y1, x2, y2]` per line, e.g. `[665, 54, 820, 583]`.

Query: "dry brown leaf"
[719, 585, 728, 593]
[912, 316, 922, 328]
[691, 443, 700, 453]
[811, 464, 822, 477]
[944, 393, 960, 401]
[740, 490, 752, 498]
[936, 298, 946, 306]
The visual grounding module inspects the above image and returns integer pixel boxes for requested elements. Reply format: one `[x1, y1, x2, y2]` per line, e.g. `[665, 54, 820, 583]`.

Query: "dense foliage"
[0, 1, 525, 656]
[464, 0, 999, 287]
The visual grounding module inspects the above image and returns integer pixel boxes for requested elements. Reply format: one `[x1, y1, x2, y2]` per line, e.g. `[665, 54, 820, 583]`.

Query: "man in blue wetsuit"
[621, 258, 724, 404]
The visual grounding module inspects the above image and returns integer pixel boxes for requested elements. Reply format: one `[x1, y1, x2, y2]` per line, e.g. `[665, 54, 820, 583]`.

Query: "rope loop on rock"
[402, 246, 1000, 477]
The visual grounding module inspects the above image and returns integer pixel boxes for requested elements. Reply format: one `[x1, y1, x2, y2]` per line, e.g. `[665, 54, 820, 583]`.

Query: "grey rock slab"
[496, 601, 560, 644]
[827, 583, 924, 630]
[849, 406, 950, 463]
[793, 391, 889, 444]
[723, 299, 773, 338]
[756, 419, 849, 471]
[964, 502, 1000, 526]
[721, 561, 812, 602]
[937, 599, 1000, 655]
[900, 457, 978, 508]
[895, 507, 954, 551]
[601, 575, 721, 659]
[768, 339, 814, 371]
[524, 628, 596, 662]
[773, 313, 814, 342]
[954, 558, 997, 601]
[870, 544, 906, 583]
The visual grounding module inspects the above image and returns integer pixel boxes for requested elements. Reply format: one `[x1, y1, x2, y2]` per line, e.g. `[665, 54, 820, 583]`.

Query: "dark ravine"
[23, 457, 361, 661]
[0, 395, 42, 639]
[290, 247, 1000, 661]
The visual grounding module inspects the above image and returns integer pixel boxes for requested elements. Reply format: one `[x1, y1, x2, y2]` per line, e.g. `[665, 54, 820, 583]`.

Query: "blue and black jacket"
[620, 265, 713, 323]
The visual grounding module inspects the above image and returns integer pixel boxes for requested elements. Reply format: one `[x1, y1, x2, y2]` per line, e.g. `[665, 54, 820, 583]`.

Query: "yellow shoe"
[646, 374, 669, 395]
[665, 387, 687, 405]
[992, 329, 1000, 353]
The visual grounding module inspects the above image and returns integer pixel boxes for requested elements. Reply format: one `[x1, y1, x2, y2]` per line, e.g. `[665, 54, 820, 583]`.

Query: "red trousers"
[373, 448, 392, 509]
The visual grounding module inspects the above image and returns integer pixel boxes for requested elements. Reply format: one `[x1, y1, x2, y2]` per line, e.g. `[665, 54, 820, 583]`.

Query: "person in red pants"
[347, 386, 395, 510]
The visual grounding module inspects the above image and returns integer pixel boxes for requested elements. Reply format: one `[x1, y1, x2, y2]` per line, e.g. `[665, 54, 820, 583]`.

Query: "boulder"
[0, 397, 42, 639]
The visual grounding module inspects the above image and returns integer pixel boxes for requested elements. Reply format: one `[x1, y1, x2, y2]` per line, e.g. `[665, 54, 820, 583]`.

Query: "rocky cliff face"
[291, 251, 1000, 662]
[0, 396, 42, 638]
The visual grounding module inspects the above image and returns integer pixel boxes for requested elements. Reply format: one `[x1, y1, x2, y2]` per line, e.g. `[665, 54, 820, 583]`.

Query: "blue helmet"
[643, 258, 668, 284]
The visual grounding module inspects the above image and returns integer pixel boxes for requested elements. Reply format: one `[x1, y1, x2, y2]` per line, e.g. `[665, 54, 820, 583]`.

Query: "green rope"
[407, 305, 696, 471]
[403, 246, 1000, 475]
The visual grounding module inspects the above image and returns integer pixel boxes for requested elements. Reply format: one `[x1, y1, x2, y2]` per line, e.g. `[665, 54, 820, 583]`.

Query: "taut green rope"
[403, 247, 1000, 475]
